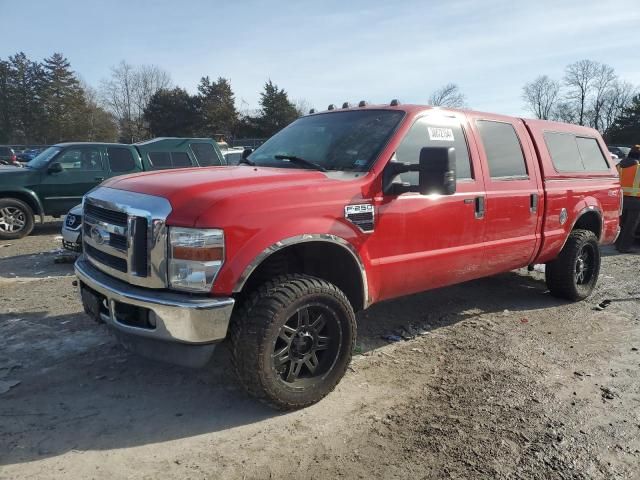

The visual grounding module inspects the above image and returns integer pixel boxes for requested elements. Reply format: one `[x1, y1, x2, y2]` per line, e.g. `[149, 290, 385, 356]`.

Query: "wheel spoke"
[297, 308, 310, 327]
[311, 313, 326, 332]
[286, 360, 304, 382]
[279, 325, 296, 343]
[305, 352, 319, 374]
[272, 346, 291, 367]
[316, 335, 330, 351]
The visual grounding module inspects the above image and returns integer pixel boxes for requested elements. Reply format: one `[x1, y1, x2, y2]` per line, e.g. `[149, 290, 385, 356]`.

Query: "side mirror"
[383, 147, 456, 196]
[418, 147, 456, 195]
[48, 162, 63, 174]
[241, 148, 253, 160]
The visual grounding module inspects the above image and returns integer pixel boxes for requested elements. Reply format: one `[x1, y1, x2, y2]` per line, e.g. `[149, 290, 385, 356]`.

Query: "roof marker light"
[390, 99, 400, 106]
[309, 108, 315, 114]
[358, 100, 367, 107]
[342, 102, 350, 109]
[328, 104, 335, 110]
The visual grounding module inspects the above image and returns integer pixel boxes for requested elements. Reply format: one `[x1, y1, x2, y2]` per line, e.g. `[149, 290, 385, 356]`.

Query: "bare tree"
[563, 59, 599, 126]
[601, 80, 636, 134]
[522, 75, 560, 120]
[590, 63, 617, 131]
[100, 61, 171, 142]
[428, 83, 467, 108]
[293, 98, 314, 116]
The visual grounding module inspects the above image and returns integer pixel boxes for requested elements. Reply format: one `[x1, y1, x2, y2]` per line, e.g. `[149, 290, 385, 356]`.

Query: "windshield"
[248, 110, 405, 172]
[26, 146, 62, 169]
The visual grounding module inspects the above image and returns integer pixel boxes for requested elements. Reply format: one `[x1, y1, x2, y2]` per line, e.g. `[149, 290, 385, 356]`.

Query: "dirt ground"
[1, 220, 639, 479]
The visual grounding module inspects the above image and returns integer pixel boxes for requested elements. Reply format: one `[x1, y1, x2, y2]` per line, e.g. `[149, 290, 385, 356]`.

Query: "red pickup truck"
[75, 102, 621, 409]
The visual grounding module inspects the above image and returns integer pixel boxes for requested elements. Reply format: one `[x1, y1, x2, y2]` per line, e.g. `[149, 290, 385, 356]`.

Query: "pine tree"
[42, 53, 86, 142]
[258, 80, 298, 136]
[8, 52, 48, 143]
[606, 94, 640, 145]
[144, 87, 200, 137]
[197, 76, 238, 138]
[0, 60, 12, 143]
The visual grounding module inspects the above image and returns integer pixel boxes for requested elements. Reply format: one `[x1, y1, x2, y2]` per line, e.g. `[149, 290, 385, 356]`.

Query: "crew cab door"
[467, 115, 544, 273]
[39, 145, 107, 215]
[369, 113, 487, 301]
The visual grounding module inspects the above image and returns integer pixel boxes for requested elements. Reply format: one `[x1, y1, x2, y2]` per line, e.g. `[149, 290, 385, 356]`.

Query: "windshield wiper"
[274, 155, 327, 172]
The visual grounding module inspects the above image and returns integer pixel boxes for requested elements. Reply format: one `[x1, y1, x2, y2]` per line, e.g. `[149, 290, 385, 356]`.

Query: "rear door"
[468, 115, 544, 273]
[39, 145, 107, 215]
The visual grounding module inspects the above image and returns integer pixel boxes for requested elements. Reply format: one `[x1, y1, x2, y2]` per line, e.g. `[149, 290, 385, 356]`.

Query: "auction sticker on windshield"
[428, 127, 455, 141]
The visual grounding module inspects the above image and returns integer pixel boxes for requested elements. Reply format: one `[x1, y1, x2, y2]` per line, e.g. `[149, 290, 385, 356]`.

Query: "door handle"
[530, 193, 539, 213]
[474, 196, 485, 219]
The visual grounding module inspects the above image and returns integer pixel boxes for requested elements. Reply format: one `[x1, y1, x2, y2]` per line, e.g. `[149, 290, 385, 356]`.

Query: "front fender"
[212, 217, 368, 296]
[0, 188, 45, 222]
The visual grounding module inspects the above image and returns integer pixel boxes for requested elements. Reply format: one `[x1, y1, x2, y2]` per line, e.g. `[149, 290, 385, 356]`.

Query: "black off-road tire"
[545, 229, 601, 301]
[0, 198, 35, 240]
[229, 274, 356, 410]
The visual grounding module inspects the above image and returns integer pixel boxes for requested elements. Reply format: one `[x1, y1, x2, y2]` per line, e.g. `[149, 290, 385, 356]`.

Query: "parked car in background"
[221, 147, 245, 165]
[75, 102, 621, 409]
[0, 146, 19, 166]
[608, 145, 630, 161]
[60, 137, 225, 249]
[0, 137, 224, 240]
[16, 148, 44, 163]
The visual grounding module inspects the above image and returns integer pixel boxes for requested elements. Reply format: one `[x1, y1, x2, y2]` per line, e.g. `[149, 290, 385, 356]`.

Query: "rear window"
[190, 143, 222, 166]
[0, 147, 12, 155]
[544, 132, 610, 172]
[476, 120, 528, 178]
[107, 147, 137, 173]
[148, 151, 194, 169]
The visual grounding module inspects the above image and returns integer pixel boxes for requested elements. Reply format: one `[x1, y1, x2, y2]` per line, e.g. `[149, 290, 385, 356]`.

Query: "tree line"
[0, 52, 303, 145]
[522, 59, 638, 143]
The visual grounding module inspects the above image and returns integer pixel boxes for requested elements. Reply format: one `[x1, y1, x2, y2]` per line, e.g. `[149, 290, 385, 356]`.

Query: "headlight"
[168, 227, 224, 292]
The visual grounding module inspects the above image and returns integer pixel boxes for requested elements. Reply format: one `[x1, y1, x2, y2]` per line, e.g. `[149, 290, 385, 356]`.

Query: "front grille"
[85, 244, 127, 273]
[85, 203, 128, 226]
[109, 233, 127, 251]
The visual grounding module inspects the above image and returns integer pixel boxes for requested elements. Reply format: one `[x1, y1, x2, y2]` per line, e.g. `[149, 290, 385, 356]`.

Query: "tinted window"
[107, 147, 136, 173]
[476, 120, 527, 178]
[57, 148, 103, 171]
[544, 132, 583, 171]
[191, 143, 222, 166]
[148, 152, 171, 169]
[395, 117, 473, 183]
[576, 137, 609, 171]
[171, 152, 192, 167]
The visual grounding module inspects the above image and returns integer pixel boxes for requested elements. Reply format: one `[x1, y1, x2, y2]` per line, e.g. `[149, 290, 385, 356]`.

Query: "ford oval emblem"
[90, 226, 110, 245]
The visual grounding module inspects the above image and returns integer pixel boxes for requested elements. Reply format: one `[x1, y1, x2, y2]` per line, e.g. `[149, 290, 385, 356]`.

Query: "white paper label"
[428, 127, 455, 141]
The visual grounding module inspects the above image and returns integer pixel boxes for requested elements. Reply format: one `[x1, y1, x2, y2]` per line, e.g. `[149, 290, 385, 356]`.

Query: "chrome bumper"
[75, 256, 234, 345]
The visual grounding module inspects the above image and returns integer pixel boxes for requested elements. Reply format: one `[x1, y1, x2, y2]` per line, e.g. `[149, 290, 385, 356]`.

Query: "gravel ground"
[0, 221, 639, 479]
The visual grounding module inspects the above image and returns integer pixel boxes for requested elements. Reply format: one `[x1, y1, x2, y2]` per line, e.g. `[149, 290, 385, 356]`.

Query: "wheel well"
[0, 193, 40, 218]
[241, 241, 365, 312]
[573, 210, 602, 239]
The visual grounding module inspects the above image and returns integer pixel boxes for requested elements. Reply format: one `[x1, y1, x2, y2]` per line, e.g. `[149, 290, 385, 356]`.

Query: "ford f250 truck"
[75, 102, 621, 409]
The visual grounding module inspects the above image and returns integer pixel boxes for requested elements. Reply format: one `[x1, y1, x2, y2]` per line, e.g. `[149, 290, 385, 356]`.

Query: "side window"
[395, 117, 473, 184]
[57, 148, 103, 171]
[148, 152, 171, 169]
[190, 143, 222, 166]
[107, 147, 137, 173]
[476, 120, 527, 178]
[171, 151, 192, 167]
[576, 137, 610, 171]
[544, 132, 583, 171]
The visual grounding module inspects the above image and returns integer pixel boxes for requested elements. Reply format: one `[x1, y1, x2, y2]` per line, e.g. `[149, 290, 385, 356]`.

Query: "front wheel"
[0, 198, 35, 240]
[229, 274, 356, 410]
[545, 229, 601, 301]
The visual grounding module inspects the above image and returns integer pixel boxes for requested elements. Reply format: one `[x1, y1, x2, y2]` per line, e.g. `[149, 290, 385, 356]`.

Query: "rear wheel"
[545, 229, 600, 301]
[229, 274, 356, 410]
[0, 198, 34, 240]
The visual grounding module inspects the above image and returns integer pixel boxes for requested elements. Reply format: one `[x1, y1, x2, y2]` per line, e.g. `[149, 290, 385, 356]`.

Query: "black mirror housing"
[48, 162, 63, 174]
[418, 147, 456, 195]
[241, 148, 253, 160]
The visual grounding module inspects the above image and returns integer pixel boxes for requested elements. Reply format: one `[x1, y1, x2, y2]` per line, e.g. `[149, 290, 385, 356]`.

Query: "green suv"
[0, 138, 224, 240]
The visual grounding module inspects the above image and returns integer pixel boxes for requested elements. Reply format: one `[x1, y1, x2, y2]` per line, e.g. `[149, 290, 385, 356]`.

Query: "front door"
[368, 112, 487, 301]
[39, 146, 106, 215]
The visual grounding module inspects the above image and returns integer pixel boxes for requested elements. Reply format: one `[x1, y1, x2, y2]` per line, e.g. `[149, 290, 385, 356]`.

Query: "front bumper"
[75, 257, 235, 367]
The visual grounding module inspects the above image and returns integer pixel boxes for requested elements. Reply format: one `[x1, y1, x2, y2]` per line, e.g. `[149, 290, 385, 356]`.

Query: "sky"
[1, 0, 639, 117]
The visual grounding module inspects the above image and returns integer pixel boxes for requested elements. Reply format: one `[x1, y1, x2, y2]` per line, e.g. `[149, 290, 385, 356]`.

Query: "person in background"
[616, 145, 640, 252]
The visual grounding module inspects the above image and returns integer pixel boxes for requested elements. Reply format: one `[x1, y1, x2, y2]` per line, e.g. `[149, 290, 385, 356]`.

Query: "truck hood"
[101, 166, 361, 226]
[0, 166, 38, 184]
